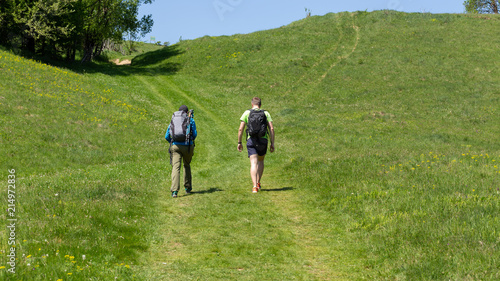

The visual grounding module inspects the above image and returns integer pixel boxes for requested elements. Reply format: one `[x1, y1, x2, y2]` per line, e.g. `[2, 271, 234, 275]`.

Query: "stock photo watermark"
[213, 0, 243, 21]
[387, 0, 416, 11]
[387, 0, 403, 10]
[388, 0, 427, 12]
[6, 169, 17, 274]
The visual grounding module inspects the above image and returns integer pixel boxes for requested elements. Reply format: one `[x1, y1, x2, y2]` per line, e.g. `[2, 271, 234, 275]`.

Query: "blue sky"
[138, 0, 465, 44]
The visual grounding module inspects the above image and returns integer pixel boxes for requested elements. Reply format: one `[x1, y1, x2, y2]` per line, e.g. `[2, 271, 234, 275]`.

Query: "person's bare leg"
[250, 154, 259, 187]
[257, 155, 265, 186]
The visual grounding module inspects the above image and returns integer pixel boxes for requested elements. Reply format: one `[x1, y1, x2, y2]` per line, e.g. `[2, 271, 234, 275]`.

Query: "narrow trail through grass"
[263, 174, 356, 280]
[128, 67, 354, 279]
[319, 13, 360, 82]
[134, 75, 173, 109]
[284, 13, 344, 95]
[122, 15, 366, 280]
[153, 76, 232, 139]
[282, 12, 360, 103]
[127, 14, 367, 280]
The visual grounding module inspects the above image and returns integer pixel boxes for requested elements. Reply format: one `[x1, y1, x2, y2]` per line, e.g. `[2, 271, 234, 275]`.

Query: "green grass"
[1, 10, 500, 280]
[101, 41, 165, 63]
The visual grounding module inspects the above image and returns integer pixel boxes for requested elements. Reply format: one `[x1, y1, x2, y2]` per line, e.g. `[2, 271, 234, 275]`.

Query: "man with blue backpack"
[237, 97, 275, 193]
[166, 105, 197, 198]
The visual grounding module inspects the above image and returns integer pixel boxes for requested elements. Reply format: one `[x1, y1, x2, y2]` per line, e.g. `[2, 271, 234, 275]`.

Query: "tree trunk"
[25, 36, 35, 53]
[492, 1, 499, 13]
[66, 45, 76, 62]
[93, 43, 101, 59]
[82, 39, 94, 63]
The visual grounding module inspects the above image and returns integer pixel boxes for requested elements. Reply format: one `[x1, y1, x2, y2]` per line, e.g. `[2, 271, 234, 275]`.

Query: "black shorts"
[247, 138, 268, 157]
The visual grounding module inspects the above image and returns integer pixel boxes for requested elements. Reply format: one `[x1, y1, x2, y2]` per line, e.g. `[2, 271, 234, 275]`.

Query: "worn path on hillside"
[283, 12, 360, 97]
[130, 13, 362, 279]
[128, 72, 358, 279]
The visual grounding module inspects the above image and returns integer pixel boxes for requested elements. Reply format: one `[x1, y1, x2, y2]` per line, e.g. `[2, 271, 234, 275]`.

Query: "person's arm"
[268, 121, 275, 152]
[165, 124, 171, 142]
[191, 118, 197, 140]
[237, 121, 246, 152]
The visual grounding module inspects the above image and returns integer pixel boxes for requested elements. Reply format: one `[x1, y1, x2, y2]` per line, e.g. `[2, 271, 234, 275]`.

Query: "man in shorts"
[237, 97, 275, 193]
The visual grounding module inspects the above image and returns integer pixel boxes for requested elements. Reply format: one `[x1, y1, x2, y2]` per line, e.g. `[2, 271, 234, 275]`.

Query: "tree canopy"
[0, 0, 154, 62]
[464, 0, 499, 14]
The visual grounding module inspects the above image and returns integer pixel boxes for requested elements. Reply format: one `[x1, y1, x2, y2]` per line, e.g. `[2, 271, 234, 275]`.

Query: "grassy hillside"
[1, 10, 499, 280]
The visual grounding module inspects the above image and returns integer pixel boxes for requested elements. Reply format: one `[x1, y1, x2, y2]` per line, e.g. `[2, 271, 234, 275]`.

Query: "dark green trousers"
[170, 144, 194, 192]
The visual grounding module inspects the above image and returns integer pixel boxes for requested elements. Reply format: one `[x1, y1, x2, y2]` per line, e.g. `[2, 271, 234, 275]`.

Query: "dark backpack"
[170, 111, 189, 142]
[247, 109, 268, 138]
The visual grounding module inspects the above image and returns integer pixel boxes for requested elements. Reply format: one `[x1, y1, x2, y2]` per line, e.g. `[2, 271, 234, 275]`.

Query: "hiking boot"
[185, 187, 192, 195]
[172, 191, 178, 198]
[252, 187, 259, 193]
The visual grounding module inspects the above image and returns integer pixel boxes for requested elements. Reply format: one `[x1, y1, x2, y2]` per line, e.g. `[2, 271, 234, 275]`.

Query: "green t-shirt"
[240, 108, 273, 140]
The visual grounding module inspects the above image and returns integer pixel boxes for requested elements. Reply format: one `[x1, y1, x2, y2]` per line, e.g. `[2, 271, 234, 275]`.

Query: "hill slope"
[1, 11, 499, 280]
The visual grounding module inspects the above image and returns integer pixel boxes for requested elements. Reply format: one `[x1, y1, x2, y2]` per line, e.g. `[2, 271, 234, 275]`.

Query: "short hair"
[251, 97, 261, 107]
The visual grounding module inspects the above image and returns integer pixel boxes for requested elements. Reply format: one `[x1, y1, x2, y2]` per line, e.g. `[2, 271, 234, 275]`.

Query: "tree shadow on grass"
[61, 45, 184, 77]
[132, 45, 184, 67]
[260, 187, 294, 192]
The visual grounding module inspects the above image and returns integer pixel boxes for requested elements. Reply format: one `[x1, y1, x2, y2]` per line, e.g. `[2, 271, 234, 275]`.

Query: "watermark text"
[6, 169, 16, 274]
[213, 0, 243, 21]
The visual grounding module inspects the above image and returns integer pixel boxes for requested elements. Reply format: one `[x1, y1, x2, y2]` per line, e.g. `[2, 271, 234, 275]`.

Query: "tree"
[0, 0, 16, 45]
[79, 0, 154, 62]
[12, 0, 75, 54]
[0, 0, 154, 62]
[464, 0, 499, 14]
